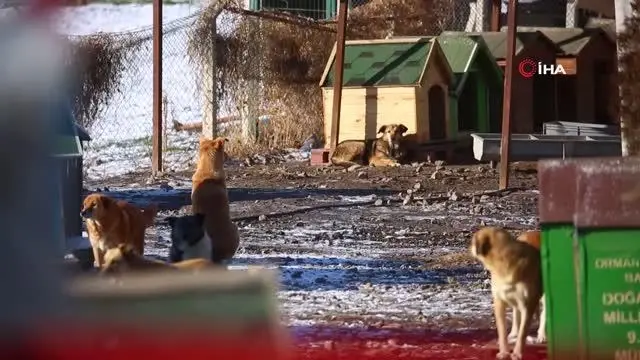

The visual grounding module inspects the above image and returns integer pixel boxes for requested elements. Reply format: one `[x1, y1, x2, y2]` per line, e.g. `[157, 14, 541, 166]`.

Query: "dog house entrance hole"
[428, 85, 447, 140]
[593, 60, 611, 124]
[458, 73, 478, 131]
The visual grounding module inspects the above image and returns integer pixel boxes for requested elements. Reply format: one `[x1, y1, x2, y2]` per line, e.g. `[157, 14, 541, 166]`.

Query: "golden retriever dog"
[330, 124, 408, 167]
[100, 243, 215, 275]
[191, 136, 239, 264]
[470, 227, 543, 360]
[509, 230, 546, 345]
[81, 193, 157, 269]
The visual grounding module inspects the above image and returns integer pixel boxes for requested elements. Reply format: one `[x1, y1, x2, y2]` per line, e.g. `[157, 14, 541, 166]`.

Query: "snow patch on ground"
[127, 190, 535, 328]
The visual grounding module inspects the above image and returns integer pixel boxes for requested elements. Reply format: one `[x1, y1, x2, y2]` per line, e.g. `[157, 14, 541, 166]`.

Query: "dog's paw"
[525, 334, 546, 344]
[496, 352, 511, 360]
[510, 353, 523, 360]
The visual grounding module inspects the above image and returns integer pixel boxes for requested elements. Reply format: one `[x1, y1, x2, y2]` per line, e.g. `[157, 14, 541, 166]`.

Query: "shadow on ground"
[230, 256, 481, 291]
[88, 187, 398, 211]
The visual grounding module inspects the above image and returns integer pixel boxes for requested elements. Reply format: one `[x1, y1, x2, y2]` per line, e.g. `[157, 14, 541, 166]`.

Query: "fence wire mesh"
[70, 14, 203, 181]
[73, 0, 586, 182]
[70, 28, 157, 181]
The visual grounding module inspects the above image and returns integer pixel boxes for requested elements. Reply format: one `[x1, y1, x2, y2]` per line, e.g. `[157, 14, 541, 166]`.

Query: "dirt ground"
[84, 160, 545, 359]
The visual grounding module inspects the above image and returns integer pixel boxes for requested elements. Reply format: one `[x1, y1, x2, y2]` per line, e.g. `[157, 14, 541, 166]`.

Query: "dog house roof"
[436, 34, 503, 95]
[442, 30, 560, 60]
[319, 37, 452, 88]
[514, 27, 611, 56]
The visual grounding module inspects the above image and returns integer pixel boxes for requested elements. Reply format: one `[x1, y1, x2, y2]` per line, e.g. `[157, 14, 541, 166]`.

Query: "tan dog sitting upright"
[509, 230, 546, 345]
[330, 124, 408, 167]
[81, 193, 157, 269]
[190, 136, 239, 264]
[100, 243, 215, 275]
[470, 227, 543, 360]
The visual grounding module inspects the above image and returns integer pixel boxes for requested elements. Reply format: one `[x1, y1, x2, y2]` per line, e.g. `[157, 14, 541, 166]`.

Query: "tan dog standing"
[81, 193, 157, 268]
[470, 227, 543, 360]
[191, 136, 240, 263]
[100, 243, 215, 275]
[509, 230, 546, 345]
[330, 124, 408, 167]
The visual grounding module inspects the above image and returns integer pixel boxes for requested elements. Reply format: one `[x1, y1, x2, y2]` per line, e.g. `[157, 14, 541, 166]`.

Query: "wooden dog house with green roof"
[520, 27, 618, 125]
[319, 37, 454, 148]
[444, 30, 559, 134]
[437, 34, 504, 136]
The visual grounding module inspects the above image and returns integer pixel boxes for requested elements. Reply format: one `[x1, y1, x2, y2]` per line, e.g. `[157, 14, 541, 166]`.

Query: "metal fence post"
[499, 0, 517, 190]
[329, 0, 348, 155]
[152, 0, 163, 175]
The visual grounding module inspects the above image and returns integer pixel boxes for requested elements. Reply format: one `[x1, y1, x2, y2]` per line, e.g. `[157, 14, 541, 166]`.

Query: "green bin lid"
[53, 100, 84, 158]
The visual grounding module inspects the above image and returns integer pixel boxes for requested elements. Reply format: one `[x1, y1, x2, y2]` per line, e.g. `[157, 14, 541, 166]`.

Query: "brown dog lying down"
[470, 227, 543, 360]
[81, 193, 157, 269]
[509, 230, 546, 345]
[330, 124, 408, 167]
[100, 243, 216, 275]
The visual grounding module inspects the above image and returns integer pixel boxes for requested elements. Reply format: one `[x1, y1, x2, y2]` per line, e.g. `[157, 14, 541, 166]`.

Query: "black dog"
[166, 213, 211, 263]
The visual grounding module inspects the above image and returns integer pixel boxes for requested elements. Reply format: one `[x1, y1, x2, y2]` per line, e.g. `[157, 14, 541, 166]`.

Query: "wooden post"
[490, 0, 501, 31]
[499, 0, 517, 190]
[329, 0, 348, 154]
[202, 13, 218, 140]
[152, 0, 163, 175]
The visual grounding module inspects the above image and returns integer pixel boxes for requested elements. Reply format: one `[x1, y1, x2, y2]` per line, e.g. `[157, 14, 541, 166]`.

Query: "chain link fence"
[71, 14, 204, 182]
[70, 28, 157, 181]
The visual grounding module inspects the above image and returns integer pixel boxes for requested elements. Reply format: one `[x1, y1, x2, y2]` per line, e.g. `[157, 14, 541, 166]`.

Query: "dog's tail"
[141, 204, 158, 227]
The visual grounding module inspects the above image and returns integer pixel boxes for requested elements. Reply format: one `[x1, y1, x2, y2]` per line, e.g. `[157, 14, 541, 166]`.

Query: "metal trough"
[470, 133, 622, 162]
[543, 121, 620, 136]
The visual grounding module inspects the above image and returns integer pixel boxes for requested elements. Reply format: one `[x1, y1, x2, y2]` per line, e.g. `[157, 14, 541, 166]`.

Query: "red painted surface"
[13, 325, 548, 360]
[293, 327, 548, 360]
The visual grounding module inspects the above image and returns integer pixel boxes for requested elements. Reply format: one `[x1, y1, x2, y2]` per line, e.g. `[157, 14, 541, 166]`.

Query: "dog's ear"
[378, 125, 388, 134]
[194, 213, 205, 226]
[478, 239, 491, 257]
[100, 196, 111, 208]
[398, 124, 408, 134]
[199, 136, 210, 146]
[212, 137, 227, 149]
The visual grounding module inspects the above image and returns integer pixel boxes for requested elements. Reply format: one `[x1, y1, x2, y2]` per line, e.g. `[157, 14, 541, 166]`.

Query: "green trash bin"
[573, 158, 640, 360]
[540, 157, 640, 360]
[538, 159, 582, 360]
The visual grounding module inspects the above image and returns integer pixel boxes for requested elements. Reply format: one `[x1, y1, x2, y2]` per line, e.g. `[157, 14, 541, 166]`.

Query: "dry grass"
[618, 0, 640, 155]
[70, 33, 131, 129]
